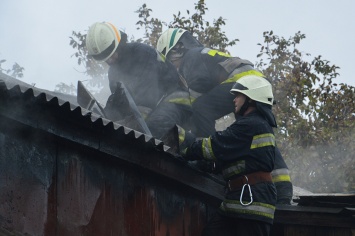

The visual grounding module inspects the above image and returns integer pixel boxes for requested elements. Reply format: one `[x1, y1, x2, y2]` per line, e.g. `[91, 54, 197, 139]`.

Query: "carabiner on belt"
[240, 175, 253, 206]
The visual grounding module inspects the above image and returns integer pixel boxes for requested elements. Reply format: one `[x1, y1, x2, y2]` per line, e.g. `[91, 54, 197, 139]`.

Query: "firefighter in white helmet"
[181, 75, 277, 236]
[158, 28, 292, 206]
[86, 22, 192, 139]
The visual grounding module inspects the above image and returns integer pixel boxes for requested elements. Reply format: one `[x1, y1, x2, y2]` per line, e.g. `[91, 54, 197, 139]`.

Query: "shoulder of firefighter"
[179, 47, 264, 95]
[199, 48, 267, 83]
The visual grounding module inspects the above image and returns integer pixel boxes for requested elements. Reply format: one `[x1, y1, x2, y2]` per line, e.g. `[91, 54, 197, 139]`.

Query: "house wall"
[0, 115, 216, 236]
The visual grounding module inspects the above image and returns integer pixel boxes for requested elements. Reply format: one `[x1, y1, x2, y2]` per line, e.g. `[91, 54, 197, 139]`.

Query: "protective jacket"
[184, 110, 277, 224]
[178, 47, 263, 137]
[179, 47, 262, 95]
[107, 42, 192, 138]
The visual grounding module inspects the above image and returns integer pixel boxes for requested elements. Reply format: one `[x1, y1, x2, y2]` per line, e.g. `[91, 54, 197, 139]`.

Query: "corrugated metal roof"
[0, 73, 167, 151]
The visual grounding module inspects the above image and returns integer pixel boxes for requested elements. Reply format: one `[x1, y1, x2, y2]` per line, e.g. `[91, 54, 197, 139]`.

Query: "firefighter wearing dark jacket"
[158, 28, 293, 205]
[181, 75, 277, 236]
[157, 28, 262, 137]
[85, 22, 192, 139]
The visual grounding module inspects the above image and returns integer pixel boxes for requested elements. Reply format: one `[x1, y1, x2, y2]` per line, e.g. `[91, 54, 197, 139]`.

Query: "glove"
[177, 125, 196, 157]
[104, 89, 129, 121]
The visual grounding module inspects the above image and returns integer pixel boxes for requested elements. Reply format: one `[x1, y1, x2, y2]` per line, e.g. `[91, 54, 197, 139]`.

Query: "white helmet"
[157, 28, 187, 56]
[86, 22, 121, 62]
[230, 75, 274, 106]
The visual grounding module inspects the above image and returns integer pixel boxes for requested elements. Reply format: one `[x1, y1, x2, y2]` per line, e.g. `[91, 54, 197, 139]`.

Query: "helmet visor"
[230, 82, 248, 94]
[91, 40, 116, 61]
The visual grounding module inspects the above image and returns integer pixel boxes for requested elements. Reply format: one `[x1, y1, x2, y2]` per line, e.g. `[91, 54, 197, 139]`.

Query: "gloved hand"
[177, 125, 196, 158]
[104, 87, 130, 121]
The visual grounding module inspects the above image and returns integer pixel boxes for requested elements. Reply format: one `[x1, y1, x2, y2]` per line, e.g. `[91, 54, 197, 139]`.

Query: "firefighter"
[157, 28, 293, 205]
[157, 28, 260, 137]
[181, 75, 277, 236]
[85, 22, 192, 139]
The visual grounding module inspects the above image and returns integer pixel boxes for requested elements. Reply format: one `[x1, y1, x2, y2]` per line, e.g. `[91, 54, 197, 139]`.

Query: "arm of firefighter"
[183, 137, 217, 162]
[104, 82, 152, 136]
[178, 128, 224, 173]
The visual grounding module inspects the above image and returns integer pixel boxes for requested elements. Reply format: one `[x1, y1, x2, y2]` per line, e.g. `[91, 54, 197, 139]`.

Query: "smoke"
[283, 141, 355, 193]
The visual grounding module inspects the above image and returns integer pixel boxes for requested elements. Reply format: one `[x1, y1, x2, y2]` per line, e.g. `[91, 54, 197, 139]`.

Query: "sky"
[1, 0, 354, 91]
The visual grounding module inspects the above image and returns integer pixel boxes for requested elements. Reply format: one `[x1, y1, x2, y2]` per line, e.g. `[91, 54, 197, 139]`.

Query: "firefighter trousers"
[202, 211, 271, 236]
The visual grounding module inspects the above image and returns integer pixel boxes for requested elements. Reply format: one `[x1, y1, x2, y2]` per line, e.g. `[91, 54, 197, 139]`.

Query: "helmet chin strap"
[238, 97, 250, 116]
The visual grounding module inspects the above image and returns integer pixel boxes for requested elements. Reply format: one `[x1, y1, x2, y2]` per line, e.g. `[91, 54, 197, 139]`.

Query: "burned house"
[0, 73, 354, 235]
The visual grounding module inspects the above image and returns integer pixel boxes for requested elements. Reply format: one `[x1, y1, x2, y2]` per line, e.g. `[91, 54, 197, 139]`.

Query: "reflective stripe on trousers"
[220, 199, 275, 220]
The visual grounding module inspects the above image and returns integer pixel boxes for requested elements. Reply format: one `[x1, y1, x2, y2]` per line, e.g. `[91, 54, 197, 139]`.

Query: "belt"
[227, 171, 272, 191]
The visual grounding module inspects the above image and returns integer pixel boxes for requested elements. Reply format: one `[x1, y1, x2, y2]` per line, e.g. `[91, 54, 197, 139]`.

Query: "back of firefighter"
[157, 28, 260, 137]
[157, 28, 293, 205]
[85, 22, 192, 139]
[181, 75, 277, 236]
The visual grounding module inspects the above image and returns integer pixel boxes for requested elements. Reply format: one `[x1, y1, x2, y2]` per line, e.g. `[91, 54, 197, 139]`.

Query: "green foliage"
[0, 59, 24, 78]
[135, 3, 163, 46]
[135, 0, 238, 52]
[256, 31, 355, 193]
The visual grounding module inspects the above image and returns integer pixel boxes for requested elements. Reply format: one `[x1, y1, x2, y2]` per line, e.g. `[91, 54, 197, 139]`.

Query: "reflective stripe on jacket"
[179, 47, 244, 93]
[180, 47, 263, 96]
[272, 168, 291, 183]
